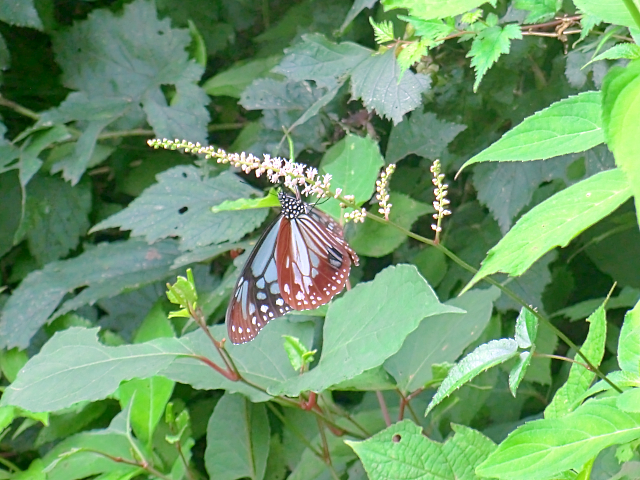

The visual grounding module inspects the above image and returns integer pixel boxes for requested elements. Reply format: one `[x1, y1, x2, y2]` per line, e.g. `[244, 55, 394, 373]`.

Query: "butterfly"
[226, 190, 359, 344]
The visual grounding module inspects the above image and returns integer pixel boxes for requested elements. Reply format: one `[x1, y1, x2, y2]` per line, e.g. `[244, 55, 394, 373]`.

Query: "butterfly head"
[278, 190, 309, 220]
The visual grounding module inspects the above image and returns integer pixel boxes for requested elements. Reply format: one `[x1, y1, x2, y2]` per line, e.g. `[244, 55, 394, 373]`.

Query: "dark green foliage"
[1, 0, 640, 479]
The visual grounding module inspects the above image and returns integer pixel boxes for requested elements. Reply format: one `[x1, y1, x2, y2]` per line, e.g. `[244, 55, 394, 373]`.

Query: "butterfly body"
[226, 191, 359, 344]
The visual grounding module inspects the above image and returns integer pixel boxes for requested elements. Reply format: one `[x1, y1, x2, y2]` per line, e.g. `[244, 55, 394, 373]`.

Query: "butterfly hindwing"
[226, 216, 292, 344]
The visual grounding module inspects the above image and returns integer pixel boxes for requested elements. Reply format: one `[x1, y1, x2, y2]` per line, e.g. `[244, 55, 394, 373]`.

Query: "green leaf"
[273, 34, 371, 89]
[584, 43, 640, 68]
[425, 338, 519, 416]
[461, 91, 604, 170]
[0, 0, 43, 29]
[42, 408, 144, 480]
[385, 287, 500, 393]
[572, 0, 638, 28]
[0, 171, 22, 258]
[340, 0, 378, 33]
[211, 191, 280, 213]
[514, 308, 538, 349]
[92, 168, 268, 250]
[282, 335, 316, 372]
[514, 0, 562, 23]
[161, 321, 315, 402]
[397, 16, 455, 44]
[0, 239, 181, 349]
[17, 125, 72, 188]
[545, 303, 606, 418]
[509, 351, 533, 396]
[205, 393, 270, 480]
[203, 55, 282, 98]
[463, 168, 632, 293]
[350, 48, 431, 125]
[397, 39, 429, 79]
[270, 265, 464, 396]
[554, 286, 640, 322]
[35, 402, 108, 447]
[619, 300, 640, 374]
[0, 347, 28, 383]
[319, 134, 385, 219]
[14, 175, 91, 265]
[476, 397, 640, 480]
[617, 388, 640, 413]
[382, 0, 491, 21]
[346, 420, 496, 479]
[370, 18, 395, 45]
[166, 270, 198, 312]
[348, 193, 431, 257]
[1, 327, 190, 412]
[52, 0, 209, 144]
[468, 23, 522, 92]
[602, 60, 640, 227]
[385, 111, 466, 163]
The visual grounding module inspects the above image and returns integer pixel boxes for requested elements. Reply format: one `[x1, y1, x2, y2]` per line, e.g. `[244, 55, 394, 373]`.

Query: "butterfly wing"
[276, 208, 359, 310]
[226, 215, 293, 344]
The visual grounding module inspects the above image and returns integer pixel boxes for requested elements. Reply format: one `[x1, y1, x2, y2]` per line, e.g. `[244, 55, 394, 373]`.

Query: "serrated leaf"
[269, 265, 464, 396]
[619, 300, 640, 374]
[346, 420, 496, 480]
[370, 18, 395, 45]
[397, 40, 428, 77]
[602, 60, 640, 227]
[467, 24, 522, 92]
[340, 0, 378, 32]
[0, 239, 181, 349]
[17, 125, 72, 188]
[473, 158, 573, 234]
[282, 335, 315, 372]
[509, 351, 533, 396]
[463, 168, 632, 293]
[52, 0, 209, 144]
[382, 0, 490, 21]
[273, 33, 371, 89]
[385, 287, 500, 393]
[514, 0, 562, 23]
[350, 48, 431, 125]
[545, 303, 606, 418]
[397, 16, 455, 43]
[425, 338, 519, 416]
[572, 0, 637, 28]
[477, 397, 640, 480]
[319, 134, 384, 219]
[514, 308, 538, 348]
[348, 193, 431, 257]
[92, 168, 268, 250]
[0, 0, 43, 29]
[203, 55, 282, 98]
[14, 175, 91, 265]
[585, 43, 640, 68]
[205, 393, 270, 480]
[386, 110, 466, 163]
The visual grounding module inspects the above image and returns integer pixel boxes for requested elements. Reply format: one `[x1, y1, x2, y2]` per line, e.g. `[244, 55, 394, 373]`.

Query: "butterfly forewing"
[226, 217, 292, 344]
[276, 207, 358, 310]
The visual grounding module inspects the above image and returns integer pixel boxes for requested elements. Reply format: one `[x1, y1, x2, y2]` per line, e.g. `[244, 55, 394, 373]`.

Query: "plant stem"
[82, 449, 171, 480]
[316, 417, 342, 480]
[364, 212, 623, 393]
[0, 95, 39, 120]
[376, 391, 391, 427]
[534, 353, 592, 371]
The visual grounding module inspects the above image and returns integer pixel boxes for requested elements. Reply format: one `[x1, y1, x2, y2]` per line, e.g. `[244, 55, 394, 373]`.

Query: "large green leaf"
[461, 92, 604, 170]
[0, 239, 181, 349]
[52, 0, 209, 144]
[92, 168, 267, 250]
[0, 0, 42, 29]
[0, 327, 190, 412]
[319, 134, 385, 219]
[203, 55, 282, 98]
[42, 407, 144, 480]
[619, 300, 640, 374]
[205, 393, 270, 480]
[545, 303, 606, 419]
[350, 48, 431, 125]
[463, 168, 632, 293]
[572, 0, 638, 28]
[602, 61, 640, 227]
[269, 265, 464, 396]
[346, 420, 496, 479]
[160, 321, 315, 402]
[0, 171, 22, 258]
[385, 287, 500, 393]
[477, 397, 640, 480]
[273, 33, 371, 89]
[385, 111, 466, 164]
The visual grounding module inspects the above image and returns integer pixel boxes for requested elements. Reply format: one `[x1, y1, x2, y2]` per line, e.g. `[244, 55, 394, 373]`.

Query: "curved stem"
[364, 212, 622, 393]
[0, 95, 39, 120]
[534, 353, 591, 371]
